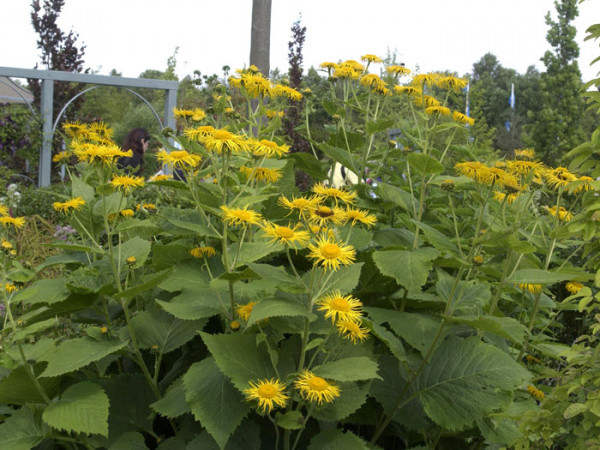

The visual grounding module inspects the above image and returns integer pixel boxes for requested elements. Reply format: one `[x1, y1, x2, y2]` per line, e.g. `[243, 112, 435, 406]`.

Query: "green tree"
[527, 0, 586, 163]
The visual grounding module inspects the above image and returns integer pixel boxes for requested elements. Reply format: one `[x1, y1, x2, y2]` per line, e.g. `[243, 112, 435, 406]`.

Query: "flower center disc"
[214, 130, 233, 140]
[257, 384, 277, 398]
[307, 376, 328, 391]
[321, 244, 341, 259]
[316, 206, 334, 218]
[276, 226, 294, 239]
[331, 297, 350, 311]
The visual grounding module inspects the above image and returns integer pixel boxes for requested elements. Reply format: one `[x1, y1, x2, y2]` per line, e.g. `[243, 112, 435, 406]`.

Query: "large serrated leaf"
[151, 379, 189, 419]
[313, 357, 381, 382]
[114, 236, 151, 269]
[449, 315, 528, 343]
[0, 363, 60, 404]
[131, 309, 206, 353]
[372, 247, 439, 292]
[0, 405, 48, 450]
[308, 429, 368, 449]
[246, 298, 316, 327]
[414, 336, 531, 430]
[39, 337, 127, 378]
[376, 182, 417, 212]
[42, 382, 109, 437]
[157, 288, 225, 320]
[407, 153, 445, 175]
[184, 358, 250, 450]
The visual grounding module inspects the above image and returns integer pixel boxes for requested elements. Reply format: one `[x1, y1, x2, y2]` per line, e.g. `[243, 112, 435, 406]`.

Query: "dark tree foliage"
[28, 0, 88, 122]
[527, 0, 586, 163]
[284, 18, 312, 190]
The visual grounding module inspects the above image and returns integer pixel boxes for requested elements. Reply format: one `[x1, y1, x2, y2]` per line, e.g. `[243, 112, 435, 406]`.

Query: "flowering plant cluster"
[0, 54, 598, 449]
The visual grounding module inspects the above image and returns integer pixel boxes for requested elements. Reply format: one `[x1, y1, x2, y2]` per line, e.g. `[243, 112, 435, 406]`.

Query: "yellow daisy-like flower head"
[455, 161, 486, 180]
[506, 160, 542, 177]
[393, 85, 422, 97]
[3, 282, 18, 293]
[239, 73, 273, 98]
[425, 106, 451, 116]
[156, 149, 201, 170]
[565, 281, 584, 294]
[261, 222, 310, 248]
[190, 246, 216, 258]
[412, 73, 440, 87]
[308, 205, 346, 228]
[477, 167, 511, 186]
[545, 205, 573, 222]
[221, 205, 262, 227]
[437, 76, 468, 91]
[308, 236, 356, 271]
[493, 191, 521, 204]
[236, 302, 258, 321]
[239, 166, 282, 183]
[515, 148, 536, 160]
[527, 384, 545, 401]
[518, 283, 542, 294]
[126, 256, 137, 267]
[312, 184, 357, 205]
[0, 216, 25, 229]
[336, 319, 370, 344]
[317, 290, 363, 323]
[52, 151, 72, 163]
[203, 128, 249, 154]
[360, 74, 386, 91]
[244, 378, 289, 413]
[570, 176, 594, 194]
[173, 107, 194, 119]
[361, 54, 382, 63]
[149, 174, 172, 182]
[1, 240, 13, 252]
[386, 65, 411, 76]
[452, 111, 475, 126]
[278, 195, 320, 218]
[344, 208, 377, 227]
[414, 95, 441, 108]
[294, 370, 341, 405]
[184, 125, 216, 142]
[332, 65, 360, 80]
[191, 108, 206, 122]
[543, 167, 578, 190]
[272, 85, 303, 102]
[110, 175, 144, 194]
[120, 209, 134, 218]
[249, 139, 290, 158]
[53, 197, 85, 214]
[0, 203, 8, 217]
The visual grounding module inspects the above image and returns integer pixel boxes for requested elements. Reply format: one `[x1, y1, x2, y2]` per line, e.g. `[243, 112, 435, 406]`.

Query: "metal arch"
[52, 85, 163, 135]
[0, 78, 37, 115]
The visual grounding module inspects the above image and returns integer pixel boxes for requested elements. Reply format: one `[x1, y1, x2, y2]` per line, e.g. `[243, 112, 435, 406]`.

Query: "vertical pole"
[163, 88, 178, 175]
[249, 0, 272, 77]
[39, 78, 54, 187]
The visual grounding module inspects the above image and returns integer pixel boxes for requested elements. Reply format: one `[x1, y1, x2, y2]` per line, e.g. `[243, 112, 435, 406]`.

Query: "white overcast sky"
[1, 0, 600, 82]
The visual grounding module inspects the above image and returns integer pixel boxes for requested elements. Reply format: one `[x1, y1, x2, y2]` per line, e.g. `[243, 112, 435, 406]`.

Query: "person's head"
[123, 128, 151, 155]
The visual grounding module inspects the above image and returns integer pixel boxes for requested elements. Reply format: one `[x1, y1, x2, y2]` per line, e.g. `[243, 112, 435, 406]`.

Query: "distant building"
[0, 77, 34, 104]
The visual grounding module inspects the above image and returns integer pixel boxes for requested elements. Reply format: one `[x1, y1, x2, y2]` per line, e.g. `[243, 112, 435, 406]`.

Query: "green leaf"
[200, 332, 276, 392]
[366, 307, 444, 357]
[372, 248, 439, 292]
[72, 176, 96, 203]
[311, 381, 371, 422]
[247, 263, 304, 292]
[247, 298, 316, 327]
[563, 403, 588, 419]
[40, 337, 128, 377]
[151, 379, 189, 419]
[407, 153, 445, 175]
[308, 429, 368, 450]
[114, 237, 151, 269]
[183, 358, 250, 450]
[275, 411, 304, 430]
[313, 357, 381, 382]
[231, 241, 283, 268]
[118, 269, 172, 301]
[159, 263, 211, 292]
[366, 118, 395, 135]
[164, 216, 220, 239]
[0, 405, 48, 450]
[0, 363, 60, 404]
[414, 336, 531, 430]
[108, 432, 148, 450]
[12, 318, 58, 341]
[131, 309, 206, 353]
[15, 278, 70, 306]
[367, 322, 407, 362]
[376, 182, 417, 212]
[319, 143, 361, 174]
[476, 417, 521, 446]
[287, 152, 328, 180]
[322, 262, 364, 294]
[509, 269, 592, 285]
[157, 288, 226, 320]
[449, 316, 528, 343]
[412, 220, 458, 254]
[42, 382, 109, 437]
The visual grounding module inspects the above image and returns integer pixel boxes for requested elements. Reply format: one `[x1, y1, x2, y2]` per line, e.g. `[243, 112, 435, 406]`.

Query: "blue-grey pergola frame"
[0, 67, 178, 187]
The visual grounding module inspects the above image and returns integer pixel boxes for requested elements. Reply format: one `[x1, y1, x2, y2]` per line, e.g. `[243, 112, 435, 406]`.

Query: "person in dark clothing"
[118, 128, 150, 175]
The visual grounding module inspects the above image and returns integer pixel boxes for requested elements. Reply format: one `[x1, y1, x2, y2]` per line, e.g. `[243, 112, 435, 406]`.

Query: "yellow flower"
[565, 281, 584, 294]
[265, 109, 285, 119]
[120, 209, 134, 218]
[156, 149, 202, 169]
[519, 283, 542, 294]
[249, 139, 290, 158]
[393, 85, 422, 97]
[344, 208, 377, 227]
[452, 111, 475, 126]
[101, 326, 108, 335]
[126, 256, 136, 266]
[514, 148, 536, 160]
[545, 205, 573, 222]
[543, 167, 578, 190]
[0, 203, 8, 216]
[386, 65, 411, 76]
[455, 161, 486, 180]
[412, 73, 440, 87]
[52, 151, 71, 163]
[110, 175, 145, 194]
[236, 302, 257, 321]
[190, 246, 216, 258]
[240, 73, 273, 97]
[221, 205, 262, 227]
[506, 160, 542, 176]
[333, 65, 360, 80]
[317, 290, 363, 323]
[149, 174, 172, 182]
[360, 74, 386, 91]
[437, 76, 468, 91]
[244, 378, 289, 413]
[527, 384, 544, 401]
[53, 197, 85, 214]
[319, 61, 338, 71]
[570, 176, 594, 194]
[525, 354, 541, 364]
[294, 370, 340, 405]
[184, 125, 216, 141]
[308, 205, 346, 228]
[272, 85, 303, 102]
[414, 95, 441, 108]
[472, 255, 484, 265]
[173, 107, 194, 118]
[361, 54, 382, 63]
[73, 143, 132, 165]
[0, 216, 25, 229]
[239, 166, 282, 183]
[278, 195, 320, 218]
[1, 240, 13, 252]
[3, 282, 18, 293]
[312, 184, 357, 205]
[191, 108, 206, 121]
[493, 191, 521, 204]
[202, 128, 249, 154]
[441, 179, 455, 191]
[477, 167, 512, 187]
[336, 319, 370, 344]
[230, 320, 241, 330]
[425, 106, 451, 116]
[308, 237, 356, 271]
[261, 222, 310, 248]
